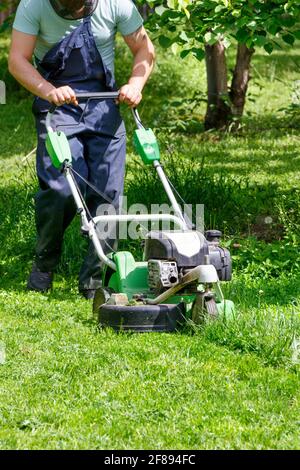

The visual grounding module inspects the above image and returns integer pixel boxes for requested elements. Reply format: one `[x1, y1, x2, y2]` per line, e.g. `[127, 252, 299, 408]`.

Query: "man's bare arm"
[119, 26, 155, 107]
[8, 30, 78, 105]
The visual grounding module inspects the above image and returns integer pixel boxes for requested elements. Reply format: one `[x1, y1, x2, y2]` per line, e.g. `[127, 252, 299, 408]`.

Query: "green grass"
[1, 34, 300, 449]
[1, 305, 300, 450]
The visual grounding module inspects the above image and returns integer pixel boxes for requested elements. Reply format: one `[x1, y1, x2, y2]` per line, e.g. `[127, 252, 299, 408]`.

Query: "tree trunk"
[230, 44, 254, 119]
[204, 41, 231, 130]
[137, 4, 152, 20]
[0, 0, 18, 26]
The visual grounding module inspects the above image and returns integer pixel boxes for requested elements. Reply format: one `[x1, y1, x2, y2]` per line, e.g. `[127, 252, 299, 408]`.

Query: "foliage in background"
[142, 0, 300, 55]
[2, 1, 300, 127]
[138, 0, 300, 128]
[0, 0, 18, 32]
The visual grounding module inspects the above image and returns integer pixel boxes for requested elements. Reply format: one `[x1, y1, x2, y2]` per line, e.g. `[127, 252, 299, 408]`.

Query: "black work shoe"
[79, 289, 96, 300]
[27, 264, 53, 293]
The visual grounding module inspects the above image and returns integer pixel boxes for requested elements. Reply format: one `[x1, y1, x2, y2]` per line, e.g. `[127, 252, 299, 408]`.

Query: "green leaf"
[267, 22, 281, 36]
[191, 48, 205, 61]
[162, 10, 183, 20]
[247, 21, 257, 30]
[204, 31, 217, 45]
[180, 49, 191, 59]
[215, 5, 225, 13]
[223, 37, 232, 49]
[155, 5, 168, 16]
[282, 33, 295, 45]
[280, 14, 296, 28]
[179, 31, 189, 43]
[158, 35, 173, 48]
[246, 37, 254, 49]
[167, 0, 176, 8]
[171, 43, 179, 55]
[264, 43, 274, 54]
[253, 33, 267, 47]
[236, 28, 250, 43]
[232, 10, 241, 18]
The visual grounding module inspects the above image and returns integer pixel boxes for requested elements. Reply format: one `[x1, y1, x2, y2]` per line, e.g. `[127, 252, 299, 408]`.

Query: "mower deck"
[95, 251, 235, 332]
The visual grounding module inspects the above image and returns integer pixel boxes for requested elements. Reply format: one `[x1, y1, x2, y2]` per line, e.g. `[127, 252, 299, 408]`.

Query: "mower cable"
[153, 161, 191, 210]
[162, 171, 188, 207]
[70, 166, 115, 208]
[70, 166, 151, 234]
[69, 167, 151, 250]
[69, 168, 93, 221]
[164, 173, 194, 229]
[69, 168, 117, 254]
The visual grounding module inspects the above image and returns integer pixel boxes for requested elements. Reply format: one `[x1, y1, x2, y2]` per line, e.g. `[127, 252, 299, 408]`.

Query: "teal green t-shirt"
[13, 0, 143, 74]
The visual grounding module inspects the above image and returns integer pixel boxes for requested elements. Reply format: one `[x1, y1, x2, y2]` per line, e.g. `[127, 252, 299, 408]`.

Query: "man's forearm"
[121, 25, 156, 105]
[128, 46, 155, 92]
[9, 54, 78, 106]
[9, 55, 55, 100]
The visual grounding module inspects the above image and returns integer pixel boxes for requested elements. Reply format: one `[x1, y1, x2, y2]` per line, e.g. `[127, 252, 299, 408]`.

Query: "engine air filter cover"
[144, 231, 209, 268]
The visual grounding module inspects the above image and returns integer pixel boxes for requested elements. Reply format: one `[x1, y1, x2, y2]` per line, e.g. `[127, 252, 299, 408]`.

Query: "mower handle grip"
[76, 91, 120, 100]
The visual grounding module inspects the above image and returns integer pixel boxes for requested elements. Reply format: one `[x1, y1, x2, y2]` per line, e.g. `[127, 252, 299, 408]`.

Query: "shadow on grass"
[251, 51, 300, 75]
[125, 156, 282, 231]
[168, 129, 300, 182]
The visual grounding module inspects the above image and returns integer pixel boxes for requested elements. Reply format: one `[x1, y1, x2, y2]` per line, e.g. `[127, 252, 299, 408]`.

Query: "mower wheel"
[98, 302, 185, 333]
[192, 292, 218, 324]
[204, 297, 218, 318]
[93, 287, 112, 319]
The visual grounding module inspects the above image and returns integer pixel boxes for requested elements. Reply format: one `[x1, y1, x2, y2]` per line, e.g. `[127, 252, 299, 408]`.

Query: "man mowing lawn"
[8, 0, 155, 299]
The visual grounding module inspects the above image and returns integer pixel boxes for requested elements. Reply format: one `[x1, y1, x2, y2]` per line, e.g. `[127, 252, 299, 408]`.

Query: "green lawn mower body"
[45, 93, 235, 332]
[99, 250, 234, 332]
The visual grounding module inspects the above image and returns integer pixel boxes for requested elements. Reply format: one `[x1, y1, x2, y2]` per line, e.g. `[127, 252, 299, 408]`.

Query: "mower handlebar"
[48, 91, 120, 113]
[46, 91, 144, 131]
[76, 91, 120, 100]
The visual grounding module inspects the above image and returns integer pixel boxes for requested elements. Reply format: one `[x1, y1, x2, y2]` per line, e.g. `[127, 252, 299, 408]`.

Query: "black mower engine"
[144, 230, 232, 292]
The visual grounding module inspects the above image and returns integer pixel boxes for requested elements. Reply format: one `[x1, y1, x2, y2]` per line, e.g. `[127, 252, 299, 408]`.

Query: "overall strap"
[83, 15, 92, 25]
[82, 15, 93, 37]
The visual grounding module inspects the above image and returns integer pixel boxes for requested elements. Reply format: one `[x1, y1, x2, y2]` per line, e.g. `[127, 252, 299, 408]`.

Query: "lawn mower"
[45, 91, 235, 332]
